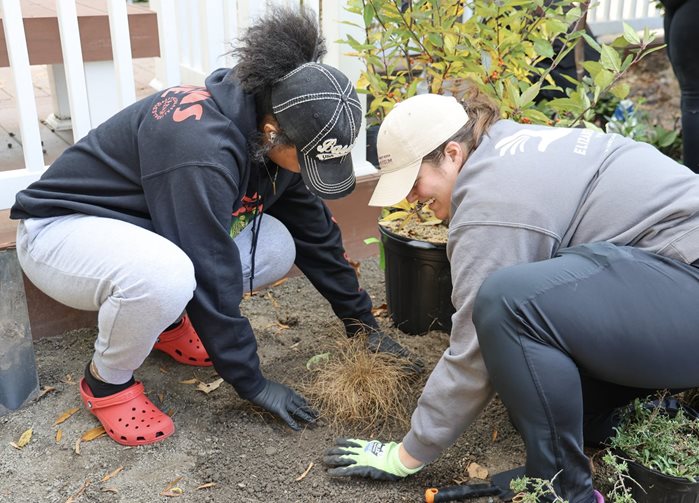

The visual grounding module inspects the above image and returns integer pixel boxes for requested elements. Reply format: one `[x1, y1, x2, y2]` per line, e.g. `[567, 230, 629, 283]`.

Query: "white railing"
[0, 0, 370, 210]
[588, 0, 663, 35]
[0, 0, 664, 210]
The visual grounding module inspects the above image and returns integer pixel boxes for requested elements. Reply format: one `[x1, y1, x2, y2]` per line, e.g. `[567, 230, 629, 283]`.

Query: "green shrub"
[343, 0, 662, 128]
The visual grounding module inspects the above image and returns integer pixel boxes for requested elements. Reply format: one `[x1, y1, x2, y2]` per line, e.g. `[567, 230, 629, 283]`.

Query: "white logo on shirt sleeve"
[495, 129, 573, 156]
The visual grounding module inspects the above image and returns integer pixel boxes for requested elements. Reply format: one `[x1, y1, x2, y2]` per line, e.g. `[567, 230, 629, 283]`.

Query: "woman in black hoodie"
[10, 6, 417, 446]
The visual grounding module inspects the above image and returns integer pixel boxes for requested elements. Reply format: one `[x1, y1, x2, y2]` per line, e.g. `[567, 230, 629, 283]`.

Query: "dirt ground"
[0, 259, 525, 503]
[0, 49, 682, 503]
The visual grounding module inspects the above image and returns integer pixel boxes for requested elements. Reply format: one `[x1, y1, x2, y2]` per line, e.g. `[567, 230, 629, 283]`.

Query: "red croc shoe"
[79, 378, 174, 446]
[153, 314, 213, 366]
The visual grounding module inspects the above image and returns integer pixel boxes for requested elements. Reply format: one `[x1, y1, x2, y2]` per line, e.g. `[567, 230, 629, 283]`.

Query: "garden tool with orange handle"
[424, 466, 525, 502]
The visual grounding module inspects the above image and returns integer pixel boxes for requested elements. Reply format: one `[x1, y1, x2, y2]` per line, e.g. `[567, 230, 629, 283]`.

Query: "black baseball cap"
[271, 63, 362, 199]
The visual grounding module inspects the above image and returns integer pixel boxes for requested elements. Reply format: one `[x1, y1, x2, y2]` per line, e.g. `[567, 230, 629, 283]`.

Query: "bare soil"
[0, 259, 525, 503]
[381, 220, 449, 245]
[0, 50, 681, 503]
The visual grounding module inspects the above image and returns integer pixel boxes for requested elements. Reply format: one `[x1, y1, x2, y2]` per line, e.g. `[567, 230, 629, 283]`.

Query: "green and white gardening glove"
[324, 439, 424, 481]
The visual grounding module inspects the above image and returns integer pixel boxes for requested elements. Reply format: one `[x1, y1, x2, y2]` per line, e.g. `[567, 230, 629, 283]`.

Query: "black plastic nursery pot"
[379, 225, 455, 335]
[625, 457, 699, 503]
[617, 401, 699, 503]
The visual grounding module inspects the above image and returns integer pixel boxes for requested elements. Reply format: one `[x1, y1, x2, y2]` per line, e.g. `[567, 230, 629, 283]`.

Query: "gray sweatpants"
[472, 242, 699, 503]
[16, 214, 295, 385]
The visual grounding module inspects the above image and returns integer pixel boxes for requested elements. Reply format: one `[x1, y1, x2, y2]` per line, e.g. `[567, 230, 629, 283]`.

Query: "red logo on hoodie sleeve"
[151, 86, 212, 122]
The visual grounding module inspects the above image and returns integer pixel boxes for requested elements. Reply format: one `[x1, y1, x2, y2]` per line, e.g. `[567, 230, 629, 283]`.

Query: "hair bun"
[231, 6, 327, 93]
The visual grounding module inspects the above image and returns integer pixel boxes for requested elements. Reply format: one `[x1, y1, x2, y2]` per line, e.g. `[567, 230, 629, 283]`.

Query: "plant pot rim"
[615, 450, 699, 485]
[379, 224, 447, 249]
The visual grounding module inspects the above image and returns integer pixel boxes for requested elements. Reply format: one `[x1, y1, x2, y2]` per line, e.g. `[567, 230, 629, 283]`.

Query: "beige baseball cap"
[368, 94, 469, 207]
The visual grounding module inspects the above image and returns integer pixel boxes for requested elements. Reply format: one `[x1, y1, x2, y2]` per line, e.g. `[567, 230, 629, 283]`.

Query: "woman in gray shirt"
[324, 91, 699, 502]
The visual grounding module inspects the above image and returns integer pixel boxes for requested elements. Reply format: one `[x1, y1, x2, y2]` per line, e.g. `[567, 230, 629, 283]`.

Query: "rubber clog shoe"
[152, 314, 213, 366]
[79, 379, 174, 446]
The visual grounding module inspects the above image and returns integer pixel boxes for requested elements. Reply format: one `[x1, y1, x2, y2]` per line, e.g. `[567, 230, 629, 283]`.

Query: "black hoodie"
[11, 68, 377, 399]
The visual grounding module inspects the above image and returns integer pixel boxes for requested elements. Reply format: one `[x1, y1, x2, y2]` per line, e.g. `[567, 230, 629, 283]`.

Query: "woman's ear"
[444, 141, 465, 166]
[261, 116, 280, 143]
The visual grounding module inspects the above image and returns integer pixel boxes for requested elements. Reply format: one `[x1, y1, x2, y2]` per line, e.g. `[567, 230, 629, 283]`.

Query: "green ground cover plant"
[609, 397, 699, 482]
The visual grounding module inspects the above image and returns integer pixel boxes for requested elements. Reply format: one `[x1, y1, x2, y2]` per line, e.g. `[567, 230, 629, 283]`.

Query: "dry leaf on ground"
[179, 378, 198, 385]
[264, 321, 289, 331]
[266, 291, 280, 309]
[10, 428, 33, 449]
[81, 426, 106, 441]
[271, 277, 288, 288]
[196, 482, 216, 490]
[467, 462, 489, 480]
[160, 476, 184, 497]
[101, 466, 123, 483]
[54, 407, 79, 425]
[56, 430, 63, 443]
[38, 386, 56, 399]
[65, 480, 90, 503]
[196, 378, 223, 394]
[295, 462, 314, 481]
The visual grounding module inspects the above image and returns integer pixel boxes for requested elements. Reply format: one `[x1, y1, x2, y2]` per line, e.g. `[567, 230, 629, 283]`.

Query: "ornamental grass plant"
[303, 335, 420, 435]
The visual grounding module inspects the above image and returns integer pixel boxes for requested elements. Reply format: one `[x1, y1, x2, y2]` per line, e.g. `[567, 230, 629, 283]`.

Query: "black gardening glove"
[366, 330, 425, 374]
[345, 318, 425, 373]
[249, 379, 318, 431]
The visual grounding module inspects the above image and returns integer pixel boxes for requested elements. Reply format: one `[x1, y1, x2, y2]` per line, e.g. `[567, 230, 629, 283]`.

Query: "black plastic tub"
[618, 400, 699, 503]
[626, 458, 699, 503]
[379, 225, 454, 335]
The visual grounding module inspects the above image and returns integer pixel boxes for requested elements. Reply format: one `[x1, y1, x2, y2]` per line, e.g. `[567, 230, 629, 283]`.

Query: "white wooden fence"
[0, 0, 664, 210]
[589, 0, 663, 35]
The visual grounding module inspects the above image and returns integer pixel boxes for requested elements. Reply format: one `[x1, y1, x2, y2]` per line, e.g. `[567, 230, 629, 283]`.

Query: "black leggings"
[664, 0, 699, 172]
[472, 242, 699, 503]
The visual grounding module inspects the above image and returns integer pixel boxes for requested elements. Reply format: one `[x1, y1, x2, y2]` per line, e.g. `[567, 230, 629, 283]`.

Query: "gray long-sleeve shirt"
[402, 119, 699, 463]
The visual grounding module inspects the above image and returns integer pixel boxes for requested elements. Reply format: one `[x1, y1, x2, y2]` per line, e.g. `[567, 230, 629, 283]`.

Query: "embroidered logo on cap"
[316, 138, 353, 160]
[378, 153, 393, 168]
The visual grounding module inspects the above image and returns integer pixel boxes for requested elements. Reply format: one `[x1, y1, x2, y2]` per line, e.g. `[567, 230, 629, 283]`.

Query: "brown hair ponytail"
[423, 84, 500, 164]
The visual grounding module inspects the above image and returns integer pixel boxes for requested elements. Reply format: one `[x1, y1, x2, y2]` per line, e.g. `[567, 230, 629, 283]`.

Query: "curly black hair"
[231, 6, 326, 95]
[231, 5, 326, 159]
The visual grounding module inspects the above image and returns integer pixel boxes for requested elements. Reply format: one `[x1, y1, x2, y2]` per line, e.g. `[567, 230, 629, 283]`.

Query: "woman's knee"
[473, 266, 526, 339]
[121, 244, 196, 318]
[260, 216, 296, 273]
[237, 215, 295, 288]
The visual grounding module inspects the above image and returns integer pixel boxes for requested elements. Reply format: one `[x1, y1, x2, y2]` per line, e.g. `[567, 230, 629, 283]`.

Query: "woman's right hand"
[248, 378, 318, 430]
[324, 439, 424, 480]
